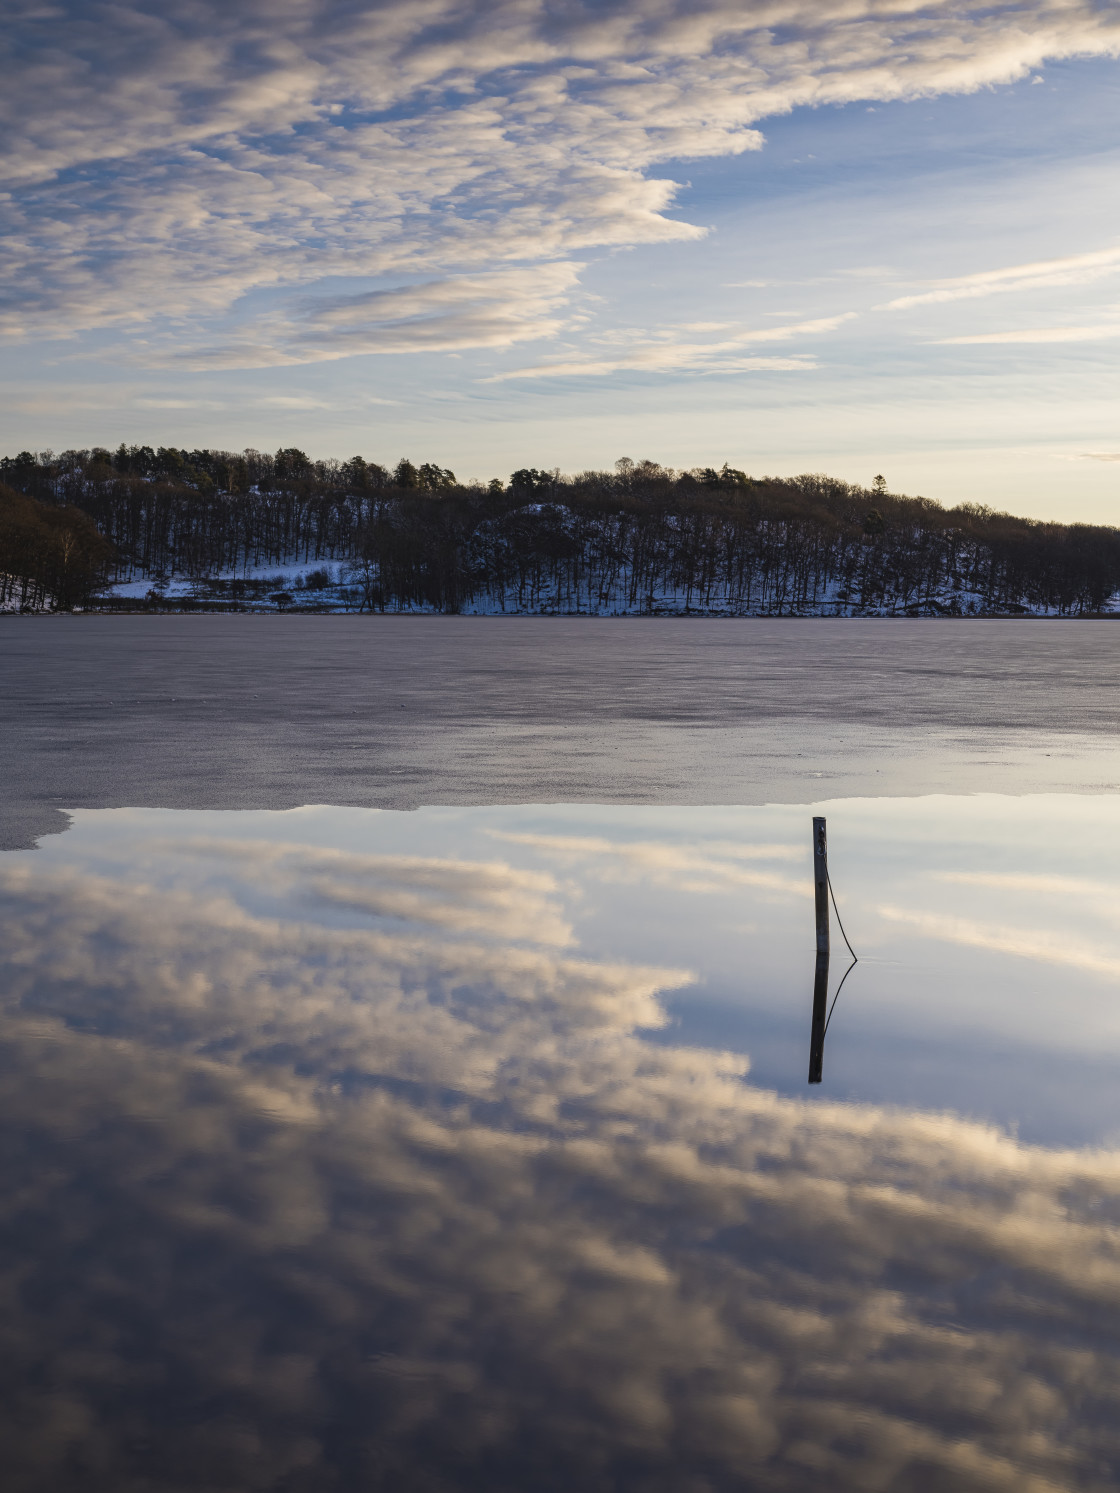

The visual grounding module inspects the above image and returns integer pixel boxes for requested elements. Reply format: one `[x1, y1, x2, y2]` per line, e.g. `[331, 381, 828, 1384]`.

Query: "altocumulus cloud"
[1, 845, 1120, 1487]
[2, 0, 1119, 368]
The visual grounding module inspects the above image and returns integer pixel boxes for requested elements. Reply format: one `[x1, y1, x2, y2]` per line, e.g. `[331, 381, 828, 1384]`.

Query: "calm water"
[3, 795, 1120, 1489]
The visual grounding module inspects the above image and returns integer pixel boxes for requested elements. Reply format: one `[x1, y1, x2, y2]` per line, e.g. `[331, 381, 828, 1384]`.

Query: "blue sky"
[2, 2, 1119, 519]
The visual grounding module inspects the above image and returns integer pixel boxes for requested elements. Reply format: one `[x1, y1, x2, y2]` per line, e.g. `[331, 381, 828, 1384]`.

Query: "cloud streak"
[488, 314, 853, 379]
[883, 245, 1120, 310]
[165, 263, 586, 369]
[933, 323, 1120, 345]
[490, 830, 809, 893]
[880, 903, 1120, 979]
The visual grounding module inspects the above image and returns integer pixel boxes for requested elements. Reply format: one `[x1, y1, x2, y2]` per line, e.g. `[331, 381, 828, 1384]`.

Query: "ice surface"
[5, 615, 1120, 851]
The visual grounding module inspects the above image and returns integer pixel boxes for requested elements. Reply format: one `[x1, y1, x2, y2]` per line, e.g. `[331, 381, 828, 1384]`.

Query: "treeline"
[0, 446, 402, 581]
[2, 446, 1119, 616]
[347, 467, 1120, 616]
[0, 483, 114, 611]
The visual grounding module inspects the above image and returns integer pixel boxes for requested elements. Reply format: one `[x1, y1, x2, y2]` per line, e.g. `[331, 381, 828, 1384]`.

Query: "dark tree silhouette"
[0, 482, 115, 610]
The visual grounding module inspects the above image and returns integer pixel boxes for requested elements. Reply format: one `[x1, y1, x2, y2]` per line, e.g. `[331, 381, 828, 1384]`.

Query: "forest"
[0, 480, 114, 612]
[2, 443, 1119, 616]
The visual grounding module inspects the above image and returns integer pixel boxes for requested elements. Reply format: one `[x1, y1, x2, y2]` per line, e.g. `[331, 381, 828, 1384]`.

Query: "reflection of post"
[813, 816, 829, 955]
[808, 949, 829, 1084]
[809, 817, 830, 1084]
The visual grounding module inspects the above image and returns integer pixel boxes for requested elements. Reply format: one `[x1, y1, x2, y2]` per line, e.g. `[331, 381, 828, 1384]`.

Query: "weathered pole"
[808, 816, 830, 1084]
[813, 816, 829, 955]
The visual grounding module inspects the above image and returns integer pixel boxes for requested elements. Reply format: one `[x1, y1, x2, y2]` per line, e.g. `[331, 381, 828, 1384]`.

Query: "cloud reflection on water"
[880, 903, 1120, 981]
[2, 809, 1120, 1488]
[180, 836, 577, 946]
[491, 830, 808, 897]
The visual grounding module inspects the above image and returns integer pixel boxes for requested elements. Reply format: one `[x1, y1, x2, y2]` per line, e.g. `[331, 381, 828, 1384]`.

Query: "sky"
[2, 0, 1119, 520]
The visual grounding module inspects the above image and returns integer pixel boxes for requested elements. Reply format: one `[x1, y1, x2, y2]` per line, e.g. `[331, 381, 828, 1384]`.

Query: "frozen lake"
[5, 614, 1120, 849]
[3, 616, 1120, 1489]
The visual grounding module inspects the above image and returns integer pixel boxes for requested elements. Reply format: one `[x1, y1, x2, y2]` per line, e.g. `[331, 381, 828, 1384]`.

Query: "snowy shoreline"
[83, 562, 1119, 619]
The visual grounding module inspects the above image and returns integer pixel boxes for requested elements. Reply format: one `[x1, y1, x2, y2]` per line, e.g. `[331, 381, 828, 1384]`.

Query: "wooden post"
[808, 949, 829, 1084]
[813, 816, 829, 955]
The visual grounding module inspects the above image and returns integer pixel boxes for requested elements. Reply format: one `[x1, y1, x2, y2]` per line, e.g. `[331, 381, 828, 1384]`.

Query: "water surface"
[3, 797, 1120, 1489]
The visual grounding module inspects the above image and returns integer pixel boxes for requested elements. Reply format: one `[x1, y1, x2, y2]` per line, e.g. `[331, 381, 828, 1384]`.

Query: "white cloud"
[162, 263, 586, 370]
[132, 397, 224, 410]
[1, 0, 1118, 364]
[177, 836, 578, 946]
[492, 351, 818, 379]
[933, 323, 1120, 345]
[488, 314, 852, 379]
[883, 245, 1120, 310]
[880, 903, 1120, 979]
[253, 395, 331, 410]
[490, 830, 808, 894]
[934, 870, 1120, 900]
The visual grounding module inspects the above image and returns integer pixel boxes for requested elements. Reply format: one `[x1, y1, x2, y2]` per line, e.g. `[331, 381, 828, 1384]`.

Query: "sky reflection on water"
[2, 798, 1120, 1490]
